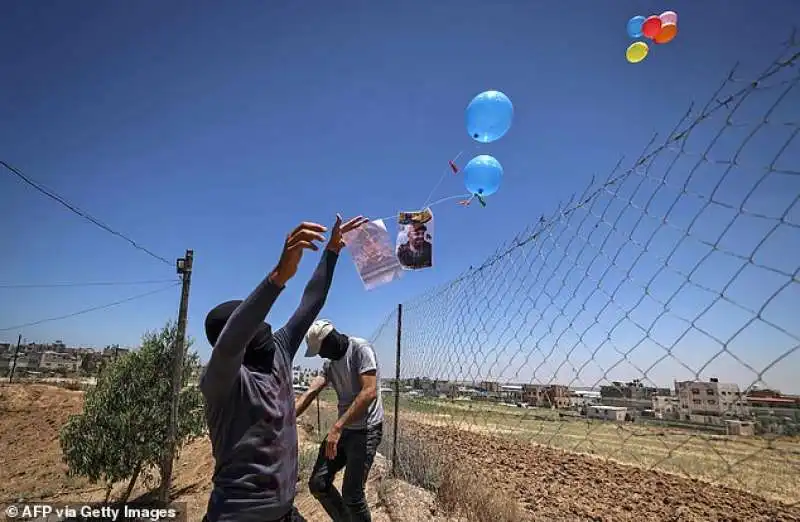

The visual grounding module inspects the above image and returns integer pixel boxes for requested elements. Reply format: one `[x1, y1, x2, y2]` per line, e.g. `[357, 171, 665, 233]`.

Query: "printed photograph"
[396, 208, 434, 270]
[344, 219, 404, 290]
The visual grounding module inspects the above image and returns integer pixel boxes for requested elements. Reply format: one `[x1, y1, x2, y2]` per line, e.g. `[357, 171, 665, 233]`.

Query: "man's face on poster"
[408, 223, 427, 251]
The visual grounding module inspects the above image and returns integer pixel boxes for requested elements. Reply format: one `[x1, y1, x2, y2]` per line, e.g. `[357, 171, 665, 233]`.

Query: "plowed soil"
[400, 420, 800, 522]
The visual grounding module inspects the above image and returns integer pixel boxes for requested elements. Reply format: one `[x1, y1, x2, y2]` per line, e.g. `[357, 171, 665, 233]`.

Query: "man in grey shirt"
[199, 215, 367, 522]
[295, 320, 384, 522]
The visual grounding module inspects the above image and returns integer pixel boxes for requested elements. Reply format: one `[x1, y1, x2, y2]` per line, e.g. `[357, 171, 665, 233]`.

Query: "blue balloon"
[463, 155, 503, 197]
[465, 90, 513, 144]
[627, 15, 645, 38]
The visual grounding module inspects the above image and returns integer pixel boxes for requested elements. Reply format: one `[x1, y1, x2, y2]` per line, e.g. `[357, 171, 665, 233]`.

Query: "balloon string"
[368, 146, 478, 224]
[422, 150, 465, 208]
[371, 193, 470, 223]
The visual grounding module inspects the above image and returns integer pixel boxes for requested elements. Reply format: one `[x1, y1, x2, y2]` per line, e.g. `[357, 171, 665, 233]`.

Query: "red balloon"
[642, 15, 662, 39]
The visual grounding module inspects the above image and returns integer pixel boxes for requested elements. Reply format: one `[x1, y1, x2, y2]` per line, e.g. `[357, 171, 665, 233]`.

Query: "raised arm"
[277, 214, 369, 358]
[200, 221, 328, 400]
[278, 249, 339, 356]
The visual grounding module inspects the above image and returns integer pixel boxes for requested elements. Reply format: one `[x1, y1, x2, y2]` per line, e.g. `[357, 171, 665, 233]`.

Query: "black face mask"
[205, 300, 276, 374]
[319, 330, 348, 361]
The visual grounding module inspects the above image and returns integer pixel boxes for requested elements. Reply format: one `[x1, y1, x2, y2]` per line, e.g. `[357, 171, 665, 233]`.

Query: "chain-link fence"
[371, 39, 800, 519]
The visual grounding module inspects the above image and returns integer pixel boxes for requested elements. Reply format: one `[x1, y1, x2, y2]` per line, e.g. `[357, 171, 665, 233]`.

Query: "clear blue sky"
[2, 1, 798, 392]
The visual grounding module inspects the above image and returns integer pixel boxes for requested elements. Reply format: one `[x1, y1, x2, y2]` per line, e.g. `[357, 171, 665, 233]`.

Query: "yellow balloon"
[626, 41, 649, 63]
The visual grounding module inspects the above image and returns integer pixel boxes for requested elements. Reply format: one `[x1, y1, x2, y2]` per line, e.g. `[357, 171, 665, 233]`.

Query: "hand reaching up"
[270, 221, 328, 286]
[326, 214, 369, 254]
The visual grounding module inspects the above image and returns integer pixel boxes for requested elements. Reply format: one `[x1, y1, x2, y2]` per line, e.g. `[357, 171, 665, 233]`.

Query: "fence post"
[391, 303, 402, 475]
[8, 334, 21, 383]
[316, 396, 321, 435]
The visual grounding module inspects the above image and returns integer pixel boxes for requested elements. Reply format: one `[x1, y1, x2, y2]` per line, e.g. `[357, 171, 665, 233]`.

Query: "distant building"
[523, 384, 571, 409]
[479, 381, 501, 393]
[744, 388, 800, 424]
[675, 378, 743, 421]
[570, 390, 601, 408]
[434, 380, 456, 397]
[651, 395, 679, 419]
[744, 388, 800, 408]
[587, 405, 627, 422]
[0, 352, 40, 370]
[39, 351, 79, 372]
[600, 379, 671, 411]
[725, 419, 755, 436]
[500, 384, 523, 402]
[455, 385, 480, 398]
[102, 345, 130, 359]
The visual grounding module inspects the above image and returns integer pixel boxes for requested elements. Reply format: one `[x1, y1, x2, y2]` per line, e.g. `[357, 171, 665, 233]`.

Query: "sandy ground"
[0, 384, 445, 522]
[3, 383, 799, 522]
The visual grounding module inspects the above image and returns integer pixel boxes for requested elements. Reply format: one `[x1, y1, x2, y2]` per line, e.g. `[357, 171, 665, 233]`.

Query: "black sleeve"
[275, 249, 339, 359]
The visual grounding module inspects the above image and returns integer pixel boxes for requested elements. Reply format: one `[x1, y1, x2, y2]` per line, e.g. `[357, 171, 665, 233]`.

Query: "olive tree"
[60, 321, 205, 502]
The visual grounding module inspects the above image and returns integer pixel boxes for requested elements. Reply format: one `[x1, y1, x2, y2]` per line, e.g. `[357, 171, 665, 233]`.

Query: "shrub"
[59, 321, 205, 502]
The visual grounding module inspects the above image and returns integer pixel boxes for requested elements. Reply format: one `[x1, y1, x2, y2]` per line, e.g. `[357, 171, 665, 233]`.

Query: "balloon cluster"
[626, 11, 678, 64]
[457, 91, 513, 207]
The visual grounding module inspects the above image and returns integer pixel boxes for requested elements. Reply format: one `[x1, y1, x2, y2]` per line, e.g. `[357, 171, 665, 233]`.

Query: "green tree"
[60, 321, 205, 503]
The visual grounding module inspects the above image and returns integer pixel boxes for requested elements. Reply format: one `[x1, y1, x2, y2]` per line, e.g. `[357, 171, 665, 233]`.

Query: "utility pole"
[159, 250, 193, 506]
[8, 334, 22, 383]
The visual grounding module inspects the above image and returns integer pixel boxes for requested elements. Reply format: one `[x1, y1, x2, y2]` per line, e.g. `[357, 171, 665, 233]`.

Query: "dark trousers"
[308, 423, 383, 522]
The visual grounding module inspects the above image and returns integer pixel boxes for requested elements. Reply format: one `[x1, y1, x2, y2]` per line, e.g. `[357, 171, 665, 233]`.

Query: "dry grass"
[437, 464, 527, 522]
[379, 417, 527, 521]
[297, 445, 319, 486]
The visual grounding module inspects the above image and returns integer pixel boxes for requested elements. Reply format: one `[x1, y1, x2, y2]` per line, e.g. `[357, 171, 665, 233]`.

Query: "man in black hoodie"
[200, 214, 368, 522]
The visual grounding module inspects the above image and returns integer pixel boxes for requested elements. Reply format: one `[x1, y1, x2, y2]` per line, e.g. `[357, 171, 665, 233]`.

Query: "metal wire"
[373, 39, 800, 515]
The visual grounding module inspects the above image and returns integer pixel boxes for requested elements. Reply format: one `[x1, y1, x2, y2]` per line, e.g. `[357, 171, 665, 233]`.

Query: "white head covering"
[304, 319, 335, 357]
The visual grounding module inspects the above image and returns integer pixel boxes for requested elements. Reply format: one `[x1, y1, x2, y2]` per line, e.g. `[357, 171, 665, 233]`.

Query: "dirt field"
[3, 383, 799, 521]
[398, 419, 800, 522]
[0, 384, 445, 522]
[396, 398, 800, 506]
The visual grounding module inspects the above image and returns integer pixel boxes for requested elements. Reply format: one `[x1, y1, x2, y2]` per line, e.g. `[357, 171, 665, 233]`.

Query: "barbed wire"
[1, 160, 174, 267]
[373, 38, 800, 517]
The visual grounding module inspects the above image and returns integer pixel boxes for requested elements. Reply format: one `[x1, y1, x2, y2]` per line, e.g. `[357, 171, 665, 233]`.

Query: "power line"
[0, 283, 180, 332]
[0, 279, 179, 289]
[1, 160, 173, 267]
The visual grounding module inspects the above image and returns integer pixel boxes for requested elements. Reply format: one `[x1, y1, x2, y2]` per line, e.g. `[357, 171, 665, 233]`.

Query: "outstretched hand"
[326, 214, 369, 254]
[271, 221, 328, 287]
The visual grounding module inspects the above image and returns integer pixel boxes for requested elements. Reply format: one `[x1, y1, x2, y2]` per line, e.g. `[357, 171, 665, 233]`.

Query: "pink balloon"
[659, 11, 678, 25]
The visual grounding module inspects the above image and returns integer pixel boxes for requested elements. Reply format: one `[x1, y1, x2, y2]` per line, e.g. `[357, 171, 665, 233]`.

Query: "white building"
[570, 390, 601, 408]
[675, 378, 743, 420]
[587, 405, 627, 422]
[500, 384, 523, 402]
